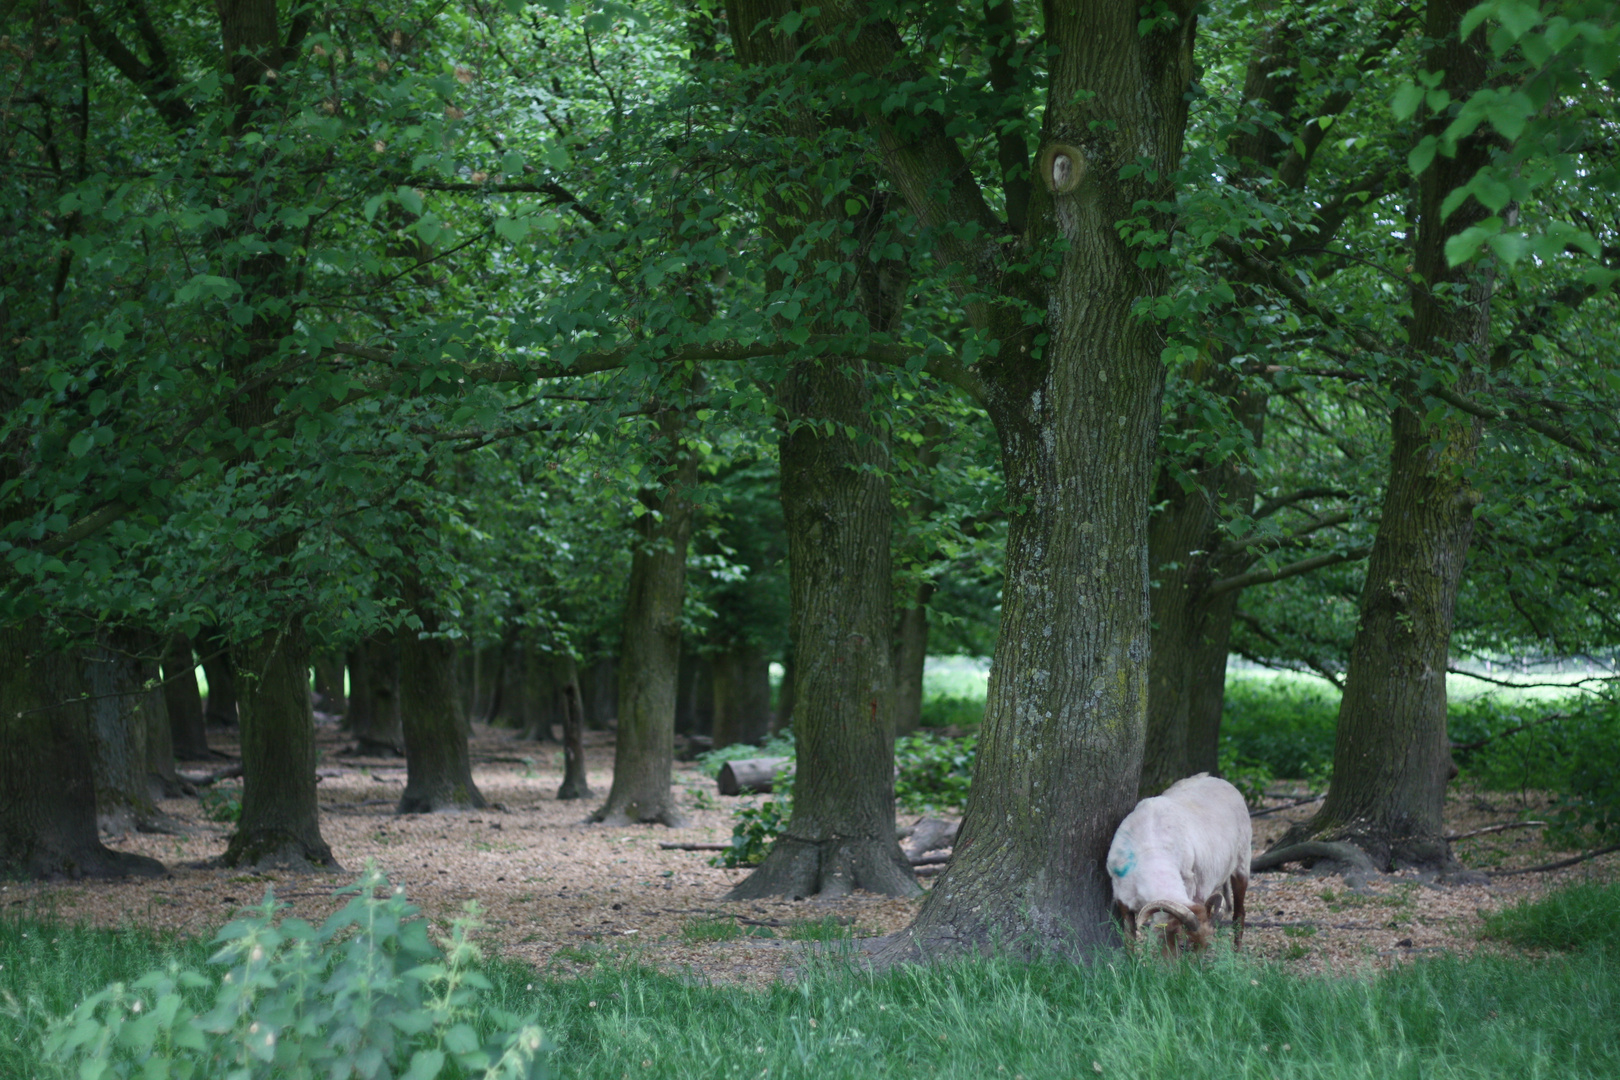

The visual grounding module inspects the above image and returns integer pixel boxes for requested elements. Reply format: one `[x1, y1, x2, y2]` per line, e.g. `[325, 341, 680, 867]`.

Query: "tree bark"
[1281, 0, 1494, 873]
[398, 617, 487, 814]
[591, 415, 699, 827]
[312, 651, 346, 716]
[0, 623, 166, 880]
[581, 656, 618, 730]
[199, 627, 238, 728]
[711, 642, 773, 750]
[84, 638, 158, 835]
[161, 634, 210, 759]
[556, 656, 594, 801]
[222, 621, 337, 869]
[821, 0, 1198, 954]
[135, 634, 186, 799]
[349, 633, 404, 755]
[675, 650, 714, 736]
[892, 582, 934, 736]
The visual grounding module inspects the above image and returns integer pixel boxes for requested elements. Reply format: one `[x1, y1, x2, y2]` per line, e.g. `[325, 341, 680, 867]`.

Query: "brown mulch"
[1, 719, 1613, 985]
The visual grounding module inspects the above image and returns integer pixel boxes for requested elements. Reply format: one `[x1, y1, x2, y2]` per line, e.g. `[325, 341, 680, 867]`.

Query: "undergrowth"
[1482, 880, 1620, 956]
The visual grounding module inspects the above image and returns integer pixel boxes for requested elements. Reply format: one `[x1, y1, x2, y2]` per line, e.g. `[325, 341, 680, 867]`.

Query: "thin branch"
[407, 178, 604, 226]
[1425, 384, 1598, 459]
[1205, 546, 1370, 600]
[1233, 610, 1346, 690]
[1253, 487, 1352, 519]
[1446, 821, 1546, 842]
[1486, 844, 1620, 877]
[1449, 711, 1569, 752]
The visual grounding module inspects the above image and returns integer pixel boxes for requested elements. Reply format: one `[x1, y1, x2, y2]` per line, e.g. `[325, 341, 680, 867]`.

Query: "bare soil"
[2, 719, 1613, 985]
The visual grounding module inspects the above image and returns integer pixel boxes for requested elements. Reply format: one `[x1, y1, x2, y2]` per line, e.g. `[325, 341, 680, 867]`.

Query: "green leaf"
[69, 431, 94, 458]
[402, 1048, 445, 1080]
[397, 186, 424, 217]
[494, 216, 531, 243]
[1408, 135, 1439, 174]
[1392, 82, 1424, 121]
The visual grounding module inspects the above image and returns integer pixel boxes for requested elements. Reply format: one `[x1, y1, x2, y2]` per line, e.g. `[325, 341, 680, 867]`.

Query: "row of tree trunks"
[397, 576, 487, 814]
[347, 633, 404, 755]
[711, 643, 772, 750]
[161, 635, 211, 759]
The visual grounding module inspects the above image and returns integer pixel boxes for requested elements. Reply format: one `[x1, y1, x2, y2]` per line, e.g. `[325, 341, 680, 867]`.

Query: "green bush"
[1481, 881, 1620, 956]
[197, 783, 243, 824]
[711, 797, 790, 868]
[1219, 678, 1339, 784]
[917, 694, 984, 730]
[894, 733, 977, 813]
[694, 730, 795, 778]
[40, 865, 550, 1080]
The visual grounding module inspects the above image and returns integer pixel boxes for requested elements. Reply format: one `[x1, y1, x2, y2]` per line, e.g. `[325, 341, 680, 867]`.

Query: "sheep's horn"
[1137, 901, 1201, 934]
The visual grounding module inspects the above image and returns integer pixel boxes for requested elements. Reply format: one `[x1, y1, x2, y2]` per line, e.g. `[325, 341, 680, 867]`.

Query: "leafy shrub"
[695, 730, 796, 778]
[1219, 678, 1338, 784]
[894, 733, 977, 813]
[1481, 881, 1620, 955]
[711, 797, 790, 868]
[198, 783, 243, 824]
[1215, 749, 1274, 808]
[917, 695, 984, 730]
[41, 864, 551, 1079]
[1452, 693, 1620, 843]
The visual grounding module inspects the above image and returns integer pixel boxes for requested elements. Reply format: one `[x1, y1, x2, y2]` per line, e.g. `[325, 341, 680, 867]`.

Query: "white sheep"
[1106, 772, 1252, 957]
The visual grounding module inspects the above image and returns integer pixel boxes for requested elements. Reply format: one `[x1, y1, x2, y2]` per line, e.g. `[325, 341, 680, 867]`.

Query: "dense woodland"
[2, 0, 1618, 966]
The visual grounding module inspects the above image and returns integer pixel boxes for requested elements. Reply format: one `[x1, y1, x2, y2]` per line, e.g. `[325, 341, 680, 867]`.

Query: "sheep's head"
[1137, 900, 1212, 958]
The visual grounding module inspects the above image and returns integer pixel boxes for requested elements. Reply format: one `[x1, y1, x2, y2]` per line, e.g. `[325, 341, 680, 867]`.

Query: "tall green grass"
[7, 906, 1620, 1079]
[1482, 881, 1620, 956]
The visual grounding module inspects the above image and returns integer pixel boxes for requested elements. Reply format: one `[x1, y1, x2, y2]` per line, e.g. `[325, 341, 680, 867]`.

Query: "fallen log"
[716, 757, 793, 796]
[902, 817, 960, 858]
[659, 842, 732, 851]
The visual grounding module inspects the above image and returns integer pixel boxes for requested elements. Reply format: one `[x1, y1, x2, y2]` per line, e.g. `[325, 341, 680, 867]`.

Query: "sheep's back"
[1107, 775, 1251, 909]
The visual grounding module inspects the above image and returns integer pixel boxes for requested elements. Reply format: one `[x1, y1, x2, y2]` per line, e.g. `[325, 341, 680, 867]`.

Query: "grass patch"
[1482, 881, 1620, 956]
[784, 917, 855, 942]
[8, 900, 1620, 1079]
[681, 917, 741, 943]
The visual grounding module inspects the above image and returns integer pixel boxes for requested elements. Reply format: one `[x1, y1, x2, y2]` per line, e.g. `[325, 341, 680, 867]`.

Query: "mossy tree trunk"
[398, 601, 487, 814]
[161, 634, 211, 759]
[135, 633, 186, 798]
[84, 638, 158, 835]
[592, 412, 699, 827]
[556, 656, 594, 801]
[0, 623, 167, 880]
[892, 582, 934, 737]
[1279, 0, 1495, 874]
[222, 621, 337, 869]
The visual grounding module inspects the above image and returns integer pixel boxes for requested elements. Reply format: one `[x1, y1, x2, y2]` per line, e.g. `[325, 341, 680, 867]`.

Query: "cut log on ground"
[716, 757, 793, 796]
[902, 817, 960, 858]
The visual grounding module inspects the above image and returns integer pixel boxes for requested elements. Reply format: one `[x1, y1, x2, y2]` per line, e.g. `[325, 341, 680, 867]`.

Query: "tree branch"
[1205, 545, 1370, 600]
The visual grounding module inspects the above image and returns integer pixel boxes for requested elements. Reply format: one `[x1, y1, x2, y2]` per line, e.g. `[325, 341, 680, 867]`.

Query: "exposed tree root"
[1251, 840, 1378, 875]
[590, 801, 688, 828]
[16, 845, 168, 881]
[397, 782, 487, 814]
[1487, 843, 1620, 877]
[724, 836, 921, 901]
[222, 829, 340, 871]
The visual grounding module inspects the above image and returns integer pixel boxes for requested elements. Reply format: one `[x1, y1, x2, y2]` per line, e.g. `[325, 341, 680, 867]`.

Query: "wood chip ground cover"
[4, 721, 1613, 986]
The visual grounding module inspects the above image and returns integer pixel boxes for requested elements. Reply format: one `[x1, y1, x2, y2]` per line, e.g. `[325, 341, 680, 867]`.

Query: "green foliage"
[893, 733, 978, 814]
[37, 866, 550, 1080]
[1482, 881, 1620, 956]
[679, 918, 741, 944]
[783, 917, 856, 942]
[197, 783, 243, 824]
[1218, 677, 1340, 785]
[917, 695, 986, 730]
[1217, 751, 1275, 809]
[1452, 693, 1620, 843]
[694, 730, 796, 778]
[711, 798, 790, 869]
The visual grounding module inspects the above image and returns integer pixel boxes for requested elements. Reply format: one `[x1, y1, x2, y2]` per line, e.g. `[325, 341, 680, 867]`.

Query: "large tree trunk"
[161, 634, 211, 759]
[591, 418, 699, 827]
[349, 633, 404, 755]
[1184, 590, 1240, 775]
[724, 356, 919, 900]
[0, 623, 166, 880]
[312, 651, 346, 716]
[135, 635, 186, 799]
[222, 622, 338, 869]
[581, 657, 617, 730]
[711, 643, 773, 750]
[398, 610, 486, 814]
[774, 651, 794, 732]
[199, 627, 238, 728]
[892, 582, 934, 736]
[847, 0, 1197, 956]
[1278, 0, 1493, 875]
[84, 639, 158, 835]
[675, 651, 714, 736]
[556, 656, 594, 801]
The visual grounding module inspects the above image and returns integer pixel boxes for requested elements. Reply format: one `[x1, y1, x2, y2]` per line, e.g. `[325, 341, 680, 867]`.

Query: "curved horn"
[1137, 900, 1201, 934]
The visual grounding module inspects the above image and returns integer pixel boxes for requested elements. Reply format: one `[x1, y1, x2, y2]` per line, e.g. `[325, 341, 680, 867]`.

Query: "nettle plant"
[42, 865, 550, 1080]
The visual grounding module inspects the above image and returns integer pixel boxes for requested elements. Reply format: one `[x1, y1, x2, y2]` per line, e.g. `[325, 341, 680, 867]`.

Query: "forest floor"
[4, 719, 1614, 986]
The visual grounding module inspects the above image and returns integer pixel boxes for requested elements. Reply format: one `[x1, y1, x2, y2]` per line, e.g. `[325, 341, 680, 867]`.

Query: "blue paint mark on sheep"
[1110, 850, 1135, 878]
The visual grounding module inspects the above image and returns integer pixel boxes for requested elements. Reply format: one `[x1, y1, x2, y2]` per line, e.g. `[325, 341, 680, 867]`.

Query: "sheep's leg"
[1116, 901, 1138, 951]
[1231, 873, 1248, 952]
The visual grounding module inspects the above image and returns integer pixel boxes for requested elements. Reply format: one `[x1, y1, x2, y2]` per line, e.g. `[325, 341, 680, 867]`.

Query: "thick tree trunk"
[1185, 591, 1239, 776]
[222, 622, 337, 869]
[725, 356, 919, 900]
[675, 651, 714, 736]
[1280, 0, 1492, 874]
[350, 633, 404, 755]
[581, 657, 618, 730]
[199, 627, 238, 728]
[312, 651, 346, 716]
[774, 651, 794, 732]
[398, 617, 486, 814]
[84, 640, 158, 835]
[0, 624, 166, 880]
[711, 643, 773, 750]
[556, 656, 594, 801]
[161, 635, 210, 759]
[523, 648, 563, 742]
[858, 0, 1196, 956]
[892, 582, 934, 736]
[135, 636, 186, 799]
[592, 425, 698, 827]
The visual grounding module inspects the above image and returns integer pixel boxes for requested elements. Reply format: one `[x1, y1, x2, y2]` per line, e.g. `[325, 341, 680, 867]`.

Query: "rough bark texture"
[817, 0, 1198, 955]
[136, 636, 186, 798]
[222, 622, 338, 869]
[398, 614, 487, 814]
[591, 423, 698, 827]
[84, 640, 158, 835]
[161, 635, 211, 759]
[892, 582, 934, 736]
[556, 657, 594, 801]
[774, 652, 794, 732]
[723, 356, 919, 900]
[711, 643, 773, 750]
[0, 623, 166, 880]
[1280, 0, 1493, 873]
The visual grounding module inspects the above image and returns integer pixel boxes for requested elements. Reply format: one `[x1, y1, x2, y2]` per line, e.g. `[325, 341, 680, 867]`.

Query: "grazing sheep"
[1106, 773, 1252, 958]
